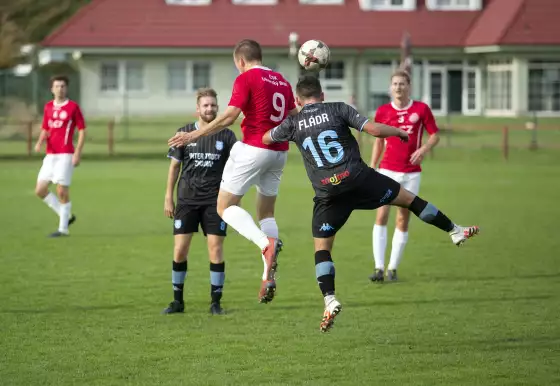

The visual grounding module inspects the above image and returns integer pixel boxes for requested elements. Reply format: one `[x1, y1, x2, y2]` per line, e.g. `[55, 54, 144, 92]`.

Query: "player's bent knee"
[35, 183, 48, 198]
[56, 185, 70, 203]
[390, 185, 415, 208]
[217, 190, 242, 217]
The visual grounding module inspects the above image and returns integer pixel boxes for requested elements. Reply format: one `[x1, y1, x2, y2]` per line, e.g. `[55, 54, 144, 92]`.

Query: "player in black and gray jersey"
[163, 88, 237, 316]
[263, 76, 479, 332]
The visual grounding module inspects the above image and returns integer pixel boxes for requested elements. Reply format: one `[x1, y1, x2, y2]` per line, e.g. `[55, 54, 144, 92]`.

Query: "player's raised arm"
[339, 103, 408, 141]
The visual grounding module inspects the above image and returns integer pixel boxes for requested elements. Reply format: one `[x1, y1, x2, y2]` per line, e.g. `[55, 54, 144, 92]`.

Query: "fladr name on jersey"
[299, 113, 330, 130]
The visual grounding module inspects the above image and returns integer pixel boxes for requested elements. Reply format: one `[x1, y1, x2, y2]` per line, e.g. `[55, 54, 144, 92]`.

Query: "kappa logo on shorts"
[321, 170, 350, 186]
[215, 141, 223, 151]
[174, 220, 182, 229]
[319, 223, 334, 232]
[379, 189, 393, 204]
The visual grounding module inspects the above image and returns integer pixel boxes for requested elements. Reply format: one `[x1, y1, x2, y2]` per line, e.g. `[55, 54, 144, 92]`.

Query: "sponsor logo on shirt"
[321, 170, 350, 186]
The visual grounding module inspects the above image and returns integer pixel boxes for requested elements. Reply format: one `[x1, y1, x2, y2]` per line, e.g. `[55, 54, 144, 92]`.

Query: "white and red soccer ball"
[298, 39, 330, 72]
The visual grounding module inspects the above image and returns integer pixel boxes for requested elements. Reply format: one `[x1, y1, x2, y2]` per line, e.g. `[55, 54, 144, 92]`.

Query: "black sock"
[210, 262, 225, 304]
[172, 260, 187, 303]
[315, 250, 335, 297]
[408, 196, 455, 232]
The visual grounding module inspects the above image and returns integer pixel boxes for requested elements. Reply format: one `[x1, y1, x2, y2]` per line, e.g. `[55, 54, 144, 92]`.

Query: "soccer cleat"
[161, 300, 184, 314]
[450, 225, 480, 246]
[209, 302, 224, 315]
[386, 269, 398, 281]
[259, 237, 283, 304]
[320, 298, 342, 333]
[369, 268, 384, 283]
[69, 215, 77, 227]
[48, 231, 69, 238]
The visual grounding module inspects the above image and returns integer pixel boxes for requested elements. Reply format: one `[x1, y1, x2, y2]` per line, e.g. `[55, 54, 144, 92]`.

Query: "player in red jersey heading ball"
[168, 39, 298, 303]
[370, 70, 440, 282]
[34, 75, 86, 238]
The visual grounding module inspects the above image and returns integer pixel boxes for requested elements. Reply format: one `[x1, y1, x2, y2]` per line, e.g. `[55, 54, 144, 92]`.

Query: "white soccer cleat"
[450, 225, 480, 246]
[320, 298, 342, 332]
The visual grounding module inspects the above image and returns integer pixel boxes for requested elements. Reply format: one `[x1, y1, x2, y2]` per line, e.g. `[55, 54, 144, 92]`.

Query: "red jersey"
[41, 99, 86, 154]
[375, 100, 438, 173]
[228, 66, 295, 151]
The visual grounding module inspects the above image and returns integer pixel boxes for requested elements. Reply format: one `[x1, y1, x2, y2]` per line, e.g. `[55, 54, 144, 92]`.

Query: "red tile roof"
[42, 0, 560, 49]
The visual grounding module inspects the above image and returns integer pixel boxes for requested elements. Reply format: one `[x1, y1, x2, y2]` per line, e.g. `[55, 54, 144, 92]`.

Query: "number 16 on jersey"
[302, 130, 344, 167]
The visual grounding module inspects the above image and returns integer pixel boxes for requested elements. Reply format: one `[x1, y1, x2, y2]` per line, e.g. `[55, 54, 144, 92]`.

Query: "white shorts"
[220, 142, 288, 197]
[37, 154, 74, 186]
[378, 168, 421, 195]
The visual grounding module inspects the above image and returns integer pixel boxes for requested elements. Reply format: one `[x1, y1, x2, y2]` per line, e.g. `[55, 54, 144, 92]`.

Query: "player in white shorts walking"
[168, 39, 298, 303]
[370, 70, 440, 281]
[34, 75, 86, 237]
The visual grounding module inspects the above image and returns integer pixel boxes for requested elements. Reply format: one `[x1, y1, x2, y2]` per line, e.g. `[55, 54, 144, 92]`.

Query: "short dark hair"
[50, 75, 69, 86]
[391, 70, 411, 84]
[233, 39, 262, 62]
[296, 75, 323, 99]
[196, 87, 217, 104]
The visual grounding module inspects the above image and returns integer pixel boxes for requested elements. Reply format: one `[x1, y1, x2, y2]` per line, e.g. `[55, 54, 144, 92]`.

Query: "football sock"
[43, 192, 61, 216]
[315, 250, 335, 297]
[259, 217, 279, 280]
[222, 206, 269, 250]
[408, 196, 454, 232]
[172, 260, 187, 303]
[210, 262, 225, 304]
[372, 224, 387, 270]
[58, 202, 72, 234]
[388, 229, 408, 271]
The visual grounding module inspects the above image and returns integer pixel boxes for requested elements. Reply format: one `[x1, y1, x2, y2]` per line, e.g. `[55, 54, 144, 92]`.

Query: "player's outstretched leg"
[391, 187, 479, 246]
[218, 191, 282, 303]
[256, 193, 283, 304]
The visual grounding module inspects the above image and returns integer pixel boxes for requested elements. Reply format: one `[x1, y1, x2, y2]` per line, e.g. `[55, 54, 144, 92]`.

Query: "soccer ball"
[298, 40, 330, 72]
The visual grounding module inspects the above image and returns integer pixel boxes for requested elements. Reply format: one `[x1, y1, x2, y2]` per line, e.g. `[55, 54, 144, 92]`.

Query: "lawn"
[0, 142, 559, 385]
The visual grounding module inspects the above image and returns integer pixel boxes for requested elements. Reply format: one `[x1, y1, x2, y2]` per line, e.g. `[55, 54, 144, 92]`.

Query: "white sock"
[388, 229, 409, 271]
[43, 192, 61, 216]
[373, 225, 387, 270]
[58, 202, 72, 234]
[259, 217, 279, 280]
[222, 206, 269, 250]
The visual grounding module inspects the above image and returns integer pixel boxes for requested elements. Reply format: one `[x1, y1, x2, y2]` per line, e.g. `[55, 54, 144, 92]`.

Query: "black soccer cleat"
[386, 269, 398, 281]
[48, 231, 69, 238]
[209, 302, 224, 315]
[162, 300, 184, 314]
[369, 268, 384, 283]
[69, 215, 76, 227]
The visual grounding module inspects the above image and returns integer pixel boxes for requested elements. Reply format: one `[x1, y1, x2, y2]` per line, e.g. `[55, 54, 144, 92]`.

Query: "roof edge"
[42, 0, 110, 47]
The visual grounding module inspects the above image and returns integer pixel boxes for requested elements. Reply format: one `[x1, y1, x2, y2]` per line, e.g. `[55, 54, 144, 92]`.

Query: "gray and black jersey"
[270, 102, 369, 198]
[168, 122, 236, 204]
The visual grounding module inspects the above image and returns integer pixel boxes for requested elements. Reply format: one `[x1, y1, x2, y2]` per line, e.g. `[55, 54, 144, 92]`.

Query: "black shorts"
[173, 202, 227, 237]
[312, 168, 401, 238]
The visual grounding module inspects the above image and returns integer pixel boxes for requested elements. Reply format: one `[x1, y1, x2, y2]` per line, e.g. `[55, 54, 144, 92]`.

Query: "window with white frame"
[426, 0, 481, 10]
[167, 61, 212, 92]
[486, 62, 512, 111]
[359, 0, 415, 11]
[167, 61, 187, 91]
[192, 62, 211, 90]
[528, 60, 560, 113]
[125, 61, 144, 91]
[100, 62, 119, 92]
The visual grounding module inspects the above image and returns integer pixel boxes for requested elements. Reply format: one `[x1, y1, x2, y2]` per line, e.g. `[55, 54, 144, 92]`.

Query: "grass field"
[1, 137, 560, 385]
